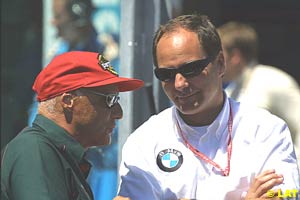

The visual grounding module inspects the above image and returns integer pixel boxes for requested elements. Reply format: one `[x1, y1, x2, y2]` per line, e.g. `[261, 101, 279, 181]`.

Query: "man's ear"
[60, 93, 75, 110]
[230, 48, 242, 65]
[60, 93, 76, 123]
[217, 51, 226, 77]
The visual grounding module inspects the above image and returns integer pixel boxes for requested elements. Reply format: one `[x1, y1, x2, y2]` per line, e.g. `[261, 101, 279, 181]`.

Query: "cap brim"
[84, 76, 144, 92]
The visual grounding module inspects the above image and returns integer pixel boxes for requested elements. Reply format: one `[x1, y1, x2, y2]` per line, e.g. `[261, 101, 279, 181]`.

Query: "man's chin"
[176, 102, 201, 115]
[89, 135, 111, 147]
[100, 135, 112, 146]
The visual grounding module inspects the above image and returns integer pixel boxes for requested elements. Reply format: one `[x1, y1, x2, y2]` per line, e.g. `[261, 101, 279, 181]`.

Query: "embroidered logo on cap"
[97, 54, 118, 76]
[156, 148, 183, 172]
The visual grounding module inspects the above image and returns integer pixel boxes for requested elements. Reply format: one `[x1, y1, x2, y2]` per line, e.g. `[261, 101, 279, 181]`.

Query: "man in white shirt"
[217, 22, 300, 165]
[117, 14, 300, 200]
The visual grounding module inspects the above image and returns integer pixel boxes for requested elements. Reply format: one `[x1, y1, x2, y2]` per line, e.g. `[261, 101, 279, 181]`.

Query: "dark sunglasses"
[79, 89, 120, 108]
[154, 58, 211, 82]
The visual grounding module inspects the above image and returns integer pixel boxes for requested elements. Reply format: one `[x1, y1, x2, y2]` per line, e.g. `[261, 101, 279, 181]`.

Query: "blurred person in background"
[48, 0, 104, 59]
[217, 21, 300, 164]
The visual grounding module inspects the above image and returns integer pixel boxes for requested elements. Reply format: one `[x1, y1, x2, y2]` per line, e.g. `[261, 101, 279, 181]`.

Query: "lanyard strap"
[177, 103, 233, 176]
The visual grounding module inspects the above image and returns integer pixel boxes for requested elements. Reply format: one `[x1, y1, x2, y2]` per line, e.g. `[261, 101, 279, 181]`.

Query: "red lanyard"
[177, 104, 233, 176]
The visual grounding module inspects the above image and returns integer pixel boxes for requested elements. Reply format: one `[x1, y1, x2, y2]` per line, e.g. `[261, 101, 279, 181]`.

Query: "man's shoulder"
[236, 101, 287, 131]
[7, 127, 49, 147]
[2, 127, 59, 163]
[233, 102, 293, 146]
[252, 64, 298, 86]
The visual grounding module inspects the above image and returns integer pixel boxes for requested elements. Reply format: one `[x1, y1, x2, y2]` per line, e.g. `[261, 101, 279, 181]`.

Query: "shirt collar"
[32, 114, 86, 163]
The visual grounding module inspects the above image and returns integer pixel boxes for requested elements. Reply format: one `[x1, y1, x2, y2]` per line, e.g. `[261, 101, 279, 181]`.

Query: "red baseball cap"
[33, 51, 144, 101]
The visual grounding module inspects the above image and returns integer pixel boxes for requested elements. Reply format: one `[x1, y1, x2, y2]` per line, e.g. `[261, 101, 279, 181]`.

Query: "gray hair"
[38, 97, 58, 114]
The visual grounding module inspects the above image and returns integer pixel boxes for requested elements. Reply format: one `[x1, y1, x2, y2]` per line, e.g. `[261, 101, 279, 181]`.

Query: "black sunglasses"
[154, 58, 211, 82]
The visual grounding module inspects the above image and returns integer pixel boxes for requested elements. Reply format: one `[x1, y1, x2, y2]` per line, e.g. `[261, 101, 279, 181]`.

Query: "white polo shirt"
[118, 97, 300, 200]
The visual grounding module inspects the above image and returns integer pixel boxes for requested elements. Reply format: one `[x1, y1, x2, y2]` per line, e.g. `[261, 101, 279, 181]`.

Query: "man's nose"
[111, 103, 123, 119]
[174, 73, 189, 91]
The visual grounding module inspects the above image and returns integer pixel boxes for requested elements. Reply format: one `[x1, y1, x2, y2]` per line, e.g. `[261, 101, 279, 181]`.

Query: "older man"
[1, 51, 143, 200]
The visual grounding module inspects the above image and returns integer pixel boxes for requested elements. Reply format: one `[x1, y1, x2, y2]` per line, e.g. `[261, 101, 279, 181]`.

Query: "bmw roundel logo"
[156, 149, 183, 172]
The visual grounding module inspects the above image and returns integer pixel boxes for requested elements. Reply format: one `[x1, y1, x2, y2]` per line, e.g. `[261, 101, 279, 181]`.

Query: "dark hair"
[152, 14, 222, 67]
